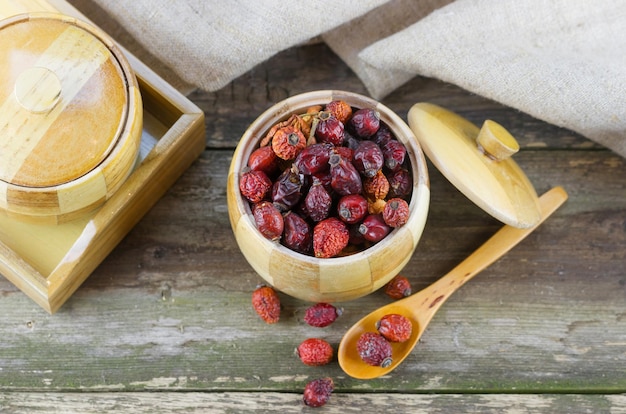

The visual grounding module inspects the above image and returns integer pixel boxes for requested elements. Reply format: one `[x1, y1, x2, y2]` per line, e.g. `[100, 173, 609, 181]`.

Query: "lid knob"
[14, 66, 62, 113]
[476, 119, 520, 161]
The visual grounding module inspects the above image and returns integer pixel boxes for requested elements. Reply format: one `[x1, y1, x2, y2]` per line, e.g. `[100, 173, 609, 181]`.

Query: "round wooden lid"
[408, 102, 541, 228]
[0, 13, 142, 223]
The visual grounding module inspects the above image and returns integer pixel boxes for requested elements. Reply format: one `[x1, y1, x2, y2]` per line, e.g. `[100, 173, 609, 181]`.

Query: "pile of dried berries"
[239, 100, 412, 258]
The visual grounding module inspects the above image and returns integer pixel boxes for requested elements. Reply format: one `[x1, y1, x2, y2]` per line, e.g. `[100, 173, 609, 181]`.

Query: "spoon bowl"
[338, 186, 568, 379]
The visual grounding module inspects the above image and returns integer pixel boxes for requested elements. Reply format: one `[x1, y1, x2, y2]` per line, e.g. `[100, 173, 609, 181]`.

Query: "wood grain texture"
[0, 6, 625, 411]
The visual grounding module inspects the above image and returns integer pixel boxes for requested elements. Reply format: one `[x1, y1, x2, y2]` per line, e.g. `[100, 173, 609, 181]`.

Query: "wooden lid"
[0, 13, 142, 223]
[408, 102, 541, 228]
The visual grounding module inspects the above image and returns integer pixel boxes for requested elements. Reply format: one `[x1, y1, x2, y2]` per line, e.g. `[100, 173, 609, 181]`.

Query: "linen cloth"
[69, 0, 626, 158]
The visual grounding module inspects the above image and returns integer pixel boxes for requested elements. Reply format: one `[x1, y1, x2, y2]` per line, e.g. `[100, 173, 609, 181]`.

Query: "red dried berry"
[315, 111, 344, 146]
[382, 139, 407, 172]
[294, 143, 332, 175]
[376, 313, 413, 343]
[313, 217, 349, 258]
[325, 99, 352, 124]
[371, 123, 393, 147]
[272, 125, 306, 160]
[304, 302, 343, 327]
[337, 194, 368, 224]
[251, 285, 281, 324]
[282, 211, 312, 254]
[305, 179, 333, 222]
[382, 197, 410, 228]
[296, 338, 334, 366]
[329, 153, 362, 196]
[353, 140, 384, 178]
[358, 213, 391, 243]
[349, 108, 380, 138]
[356, 332, 392, 367]
[252, 201, 284, 241]
[247, 145, 279, 175]
[303, 377, 334, 407]
[384, 274, 412, 299]
[239, 170, 272, 203]
[272, 167, 304, 212]
[387, 168, 412, 198]
[363, 170, 390, 201]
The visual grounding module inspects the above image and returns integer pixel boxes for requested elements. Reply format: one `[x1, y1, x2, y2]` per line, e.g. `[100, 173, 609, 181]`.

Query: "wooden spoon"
[338, 186, 568, 379]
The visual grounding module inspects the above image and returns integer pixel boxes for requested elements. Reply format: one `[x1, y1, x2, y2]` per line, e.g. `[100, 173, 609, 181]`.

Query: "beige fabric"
[68, 0, 626, 158]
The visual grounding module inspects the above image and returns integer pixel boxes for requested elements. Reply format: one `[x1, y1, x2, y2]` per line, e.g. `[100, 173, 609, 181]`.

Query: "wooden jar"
[0, 13, 142, 224]
[227, 91, 430, 303]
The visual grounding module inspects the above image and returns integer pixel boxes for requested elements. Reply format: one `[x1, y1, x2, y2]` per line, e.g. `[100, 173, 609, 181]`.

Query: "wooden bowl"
[227, 90, 430, 303]
[0, 13, 142, 224]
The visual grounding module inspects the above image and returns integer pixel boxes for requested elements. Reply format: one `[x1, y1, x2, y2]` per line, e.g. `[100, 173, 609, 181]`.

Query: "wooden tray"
[0, 0, 206, 313]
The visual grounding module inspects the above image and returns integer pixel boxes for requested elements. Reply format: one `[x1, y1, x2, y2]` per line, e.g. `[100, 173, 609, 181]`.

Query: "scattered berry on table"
[251, 285, 281, 324]
[304, 302, 343, 327]
[303, 377, 334, 407]
[296, 338, 334, 366]
[384, 274, 412, 299]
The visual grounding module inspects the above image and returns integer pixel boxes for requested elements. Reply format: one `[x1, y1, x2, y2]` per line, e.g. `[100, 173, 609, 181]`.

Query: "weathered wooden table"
[1, 40, 625, 413]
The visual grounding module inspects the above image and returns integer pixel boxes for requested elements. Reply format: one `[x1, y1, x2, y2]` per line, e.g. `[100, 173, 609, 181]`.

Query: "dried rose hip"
[294, 143, 332, 175]
[382, 197, 410, 228]
[296, 338, 334, 366]
[349, 107, 380, 138]
[303, 377, 334, 407]
[304, 302, 343, 327]
[358, 213, 391, 243]
[356, 332, 392, 367]
[384, 274, 412, 299]
[326, 99, 352, 124]
[376, 313, 413, 343]
[353, 140, 384, 178]
[337, 194, 368, 224]
[272, 167, 304, 212]
[363, 170, 390, 201]
[251, 285, 281, 324]
[382, 139, 407, 171]
[305, 179, 333, 222]
[272, 125, 306, 160]
[252, 201, 284, 241]
[282, 211, 312, 254]
[247, 145, 279, 175]
[387, 168, 412, 199]
[371, 123, 393, 147]
[315, 111, 344, 146]
[239, 170, 272, 203]
[313, 218, 349, 258]
[329, 153, 362, 196]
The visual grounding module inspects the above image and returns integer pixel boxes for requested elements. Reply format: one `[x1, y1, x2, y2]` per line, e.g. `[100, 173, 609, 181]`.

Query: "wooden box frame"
[0, 0, 206, 313]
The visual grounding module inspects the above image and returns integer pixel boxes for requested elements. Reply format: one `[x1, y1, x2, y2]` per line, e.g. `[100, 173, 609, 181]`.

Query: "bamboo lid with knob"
[0, 12, 142, 224]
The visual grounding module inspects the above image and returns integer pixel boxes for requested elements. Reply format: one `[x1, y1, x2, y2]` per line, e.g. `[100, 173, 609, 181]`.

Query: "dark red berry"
[294, 143, 332, 175]
[382, 197, 410, 228]
[387, 168, 412, 199]
[358, 213, 391, 243]
[305, 179, 333, 222]
[337, 194, 368, 224]
[384, 275, 412, 299]
[356, 332, 392, 367]
[376, 313, 413, 343]
[353, 140, 384, 178]
[315, 111, 344, 146]
[382, 139, 407, 171]
[272, 167, 304, 212]
[239, 170, 272, 203]
[252, 201, 284, 241]
[304, 302, 343, 327]
[247, 145, 279, 175]
[371, 123, 393, 147]
[251, 285, 281, 324]
[313, 217, 349, 258]
[282, 211, 312, 254]
[296, 338, 334, 366]
[303, 377, 334, 407]
[349, 108, 380, 138]
[329, 153, 362, 196]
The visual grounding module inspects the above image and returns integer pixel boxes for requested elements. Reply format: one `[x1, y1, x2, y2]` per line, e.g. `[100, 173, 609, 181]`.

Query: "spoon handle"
[420, 186, 568, 320]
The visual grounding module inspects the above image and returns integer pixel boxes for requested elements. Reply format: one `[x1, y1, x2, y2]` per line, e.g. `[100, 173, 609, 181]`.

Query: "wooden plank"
[1, 392, 625, 413]
[0, 150, 623, 393]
